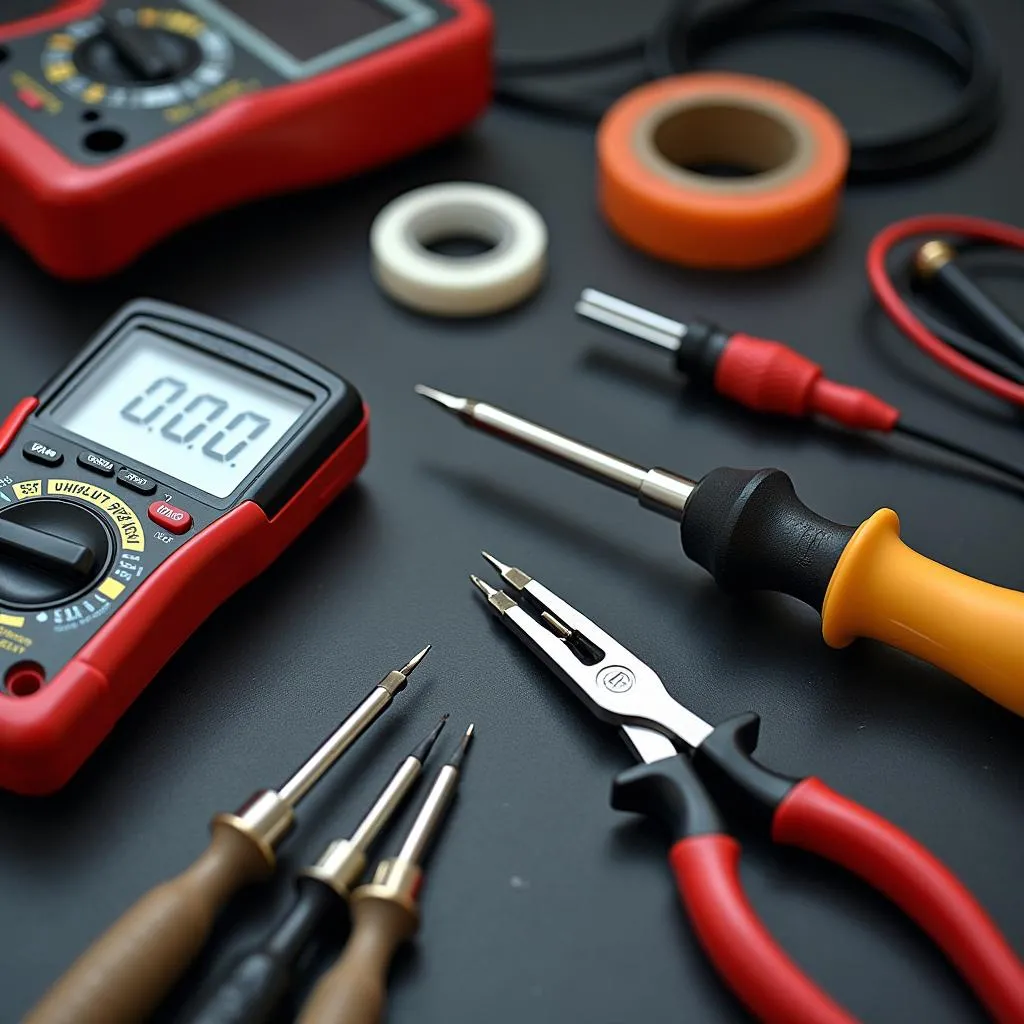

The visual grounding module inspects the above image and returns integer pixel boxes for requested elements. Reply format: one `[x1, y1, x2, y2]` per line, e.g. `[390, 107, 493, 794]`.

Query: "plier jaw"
[471, 553, 713, 763]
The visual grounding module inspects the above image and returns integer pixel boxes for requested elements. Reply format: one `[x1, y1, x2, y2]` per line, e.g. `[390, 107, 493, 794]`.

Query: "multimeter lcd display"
[215, 0, 398, 60]
[185, 0, 438, 78]
[51, 331, 312, 498]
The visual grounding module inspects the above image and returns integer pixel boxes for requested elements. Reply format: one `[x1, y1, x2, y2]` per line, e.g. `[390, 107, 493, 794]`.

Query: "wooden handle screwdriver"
[23, 646, 431, 1024]
[297, 724, 474, 1024]
[183, 715, 449, 1024]
[416, 384, 1024, 717]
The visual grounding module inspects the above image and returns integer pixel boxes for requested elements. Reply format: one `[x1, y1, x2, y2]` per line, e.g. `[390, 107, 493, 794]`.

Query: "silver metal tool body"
[575, 288, 687, 352]
[414, 386, 695, 519]
[472, 555, 712, 764]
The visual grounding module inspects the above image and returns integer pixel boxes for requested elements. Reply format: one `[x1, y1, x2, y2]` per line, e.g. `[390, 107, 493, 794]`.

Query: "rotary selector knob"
[0, 499, 113, 609]
[74, 16, 202, 84]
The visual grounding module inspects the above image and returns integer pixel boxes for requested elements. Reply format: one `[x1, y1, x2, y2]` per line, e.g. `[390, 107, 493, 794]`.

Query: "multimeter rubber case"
[0, 300, 368, 794]
[0, 0, 492, 278]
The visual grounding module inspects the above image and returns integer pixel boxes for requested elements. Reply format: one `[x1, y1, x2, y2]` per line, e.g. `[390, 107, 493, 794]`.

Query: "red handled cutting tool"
[470, 553, 1024, 1024]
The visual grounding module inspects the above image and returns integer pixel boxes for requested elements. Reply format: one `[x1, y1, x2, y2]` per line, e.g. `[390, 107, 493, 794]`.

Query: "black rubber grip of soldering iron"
[681, 468, 856, 611]
[186, 877, 343, 1024]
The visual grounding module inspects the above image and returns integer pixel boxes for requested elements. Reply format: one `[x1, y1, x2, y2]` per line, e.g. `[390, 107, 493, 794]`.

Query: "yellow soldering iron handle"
[822, 509, 1024, 716]
[681, 470, 1024, 716]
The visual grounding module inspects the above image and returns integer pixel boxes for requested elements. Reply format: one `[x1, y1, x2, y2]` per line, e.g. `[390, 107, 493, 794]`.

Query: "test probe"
[415, 385, 1024, 716]
[184, 715, 449, 1024]
[470, 557, 1024, 1024]
[24, 646, 430, 1024]
[297, 723, 475, 1024]
[869, 214, 1024, 407]
[576, 288, 1024, 485]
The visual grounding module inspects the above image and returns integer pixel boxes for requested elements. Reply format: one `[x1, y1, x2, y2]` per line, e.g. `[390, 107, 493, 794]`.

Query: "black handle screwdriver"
[26, 647, 431, 1024]
[414, 385, 1024, 717]
[297, 724, 475, 1024]
[183, 717, 449, 1024]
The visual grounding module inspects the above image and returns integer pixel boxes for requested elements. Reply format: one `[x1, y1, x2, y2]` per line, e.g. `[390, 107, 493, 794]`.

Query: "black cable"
[498, 37, 647, 77]
[906, 302, 1024, 386]
[894, 249, 1024, 386]
[496, 0, 1002, 180]
[892, 421, 1024, 486]
[495, 1, 694, 121]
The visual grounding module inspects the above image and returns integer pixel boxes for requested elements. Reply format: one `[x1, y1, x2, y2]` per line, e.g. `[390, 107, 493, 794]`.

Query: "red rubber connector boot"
[714, 334, 900, 431]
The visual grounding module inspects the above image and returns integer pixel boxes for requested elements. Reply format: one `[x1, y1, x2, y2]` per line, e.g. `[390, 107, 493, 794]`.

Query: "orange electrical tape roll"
[597, 73, 850, 269]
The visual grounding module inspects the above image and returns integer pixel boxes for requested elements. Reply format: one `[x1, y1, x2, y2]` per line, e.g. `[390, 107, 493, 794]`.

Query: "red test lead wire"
[867, 213, 1024, 407]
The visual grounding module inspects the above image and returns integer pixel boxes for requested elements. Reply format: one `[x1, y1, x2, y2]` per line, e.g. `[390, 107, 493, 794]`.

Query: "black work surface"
[3, 2, 1024, 1021]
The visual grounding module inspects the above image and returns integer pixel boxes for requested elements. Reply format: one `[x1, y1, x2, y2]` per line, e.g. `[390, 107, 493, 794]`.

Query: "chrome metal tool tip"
[414, 384, 470, 415]
[399, 645, 432, 678]
[480, 550, 511, 574]
[480, 551, 531, 591]
[448, 723, 475, 769]
[470, 574, 499, 599]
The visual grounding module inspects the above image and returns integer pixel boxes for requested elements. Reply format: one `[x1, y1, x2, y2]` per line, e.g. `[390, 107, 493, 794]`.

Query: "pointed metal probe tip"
[414, 384, 470, 415]
[409, 713, 449, 764]
[399, 644, 432, 678]
[447, 723, 475, 769]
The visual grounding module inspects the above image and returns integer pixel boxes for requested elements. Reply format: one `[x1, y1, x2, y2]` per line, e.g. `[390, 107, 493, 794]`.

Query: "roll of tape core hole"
[598, 73, 850, 270]
[371, 183, 548, 317]
[645, 101, 810, 185]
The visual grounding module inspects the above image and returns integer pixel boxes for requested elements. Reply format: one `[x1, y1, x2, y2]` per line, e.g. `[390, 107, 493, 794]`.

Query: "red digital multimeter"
[0, 0, 492, 278]
[0, 300, 368, 794]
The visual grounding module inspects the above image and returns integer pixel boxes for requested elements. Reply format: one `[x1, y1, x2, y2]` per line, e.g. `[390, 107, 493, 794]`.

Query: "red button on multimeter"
[0, 0, 491, 279]
[0, 299, 368, 794]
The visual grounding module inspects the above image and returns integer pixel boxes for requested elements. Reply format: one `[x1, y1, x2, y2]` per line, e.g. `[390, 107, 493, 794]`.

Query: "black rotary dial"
[74, 17, 203, 85]
[0, 499, 114, 609]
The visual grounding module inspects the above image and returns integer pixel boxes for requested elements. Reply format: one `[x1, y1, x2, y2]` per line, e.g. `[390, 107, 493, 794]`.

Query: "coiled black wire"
[497, 0, 1002, 181]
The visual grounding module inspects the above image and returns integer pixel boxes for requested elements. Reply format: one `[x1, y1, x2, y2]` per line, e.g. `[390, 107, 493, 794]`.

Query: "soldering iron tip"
[410, 714, 449, 764]
[399, 645, 432, 678]
[447, 723, 475, 769]
[414, 384, 470, 415]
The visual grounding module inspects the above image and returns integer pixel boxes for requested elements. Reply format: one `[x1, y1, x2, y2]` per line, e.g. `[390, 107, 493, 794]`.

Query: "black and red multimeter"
[0, 300, 368, 794]
[0, 0, 491, 278]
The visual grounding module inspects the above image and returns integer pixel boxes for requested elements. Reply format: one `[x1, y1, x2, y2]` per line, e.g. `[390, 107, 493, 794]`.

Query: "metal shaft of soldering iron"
[414, 385, 695, 519]
[414, 385, 1024, 719]
[185, 715, 449, 1024]
[24, 646, 431, 1024]
[298, 725, 475, 1024]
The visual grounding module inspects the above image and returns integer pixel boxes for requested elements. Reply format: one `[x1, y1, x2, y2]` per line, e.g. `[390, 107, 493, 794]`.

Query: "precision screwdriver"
[297, 724, 475, 1024]
[415, 384, 1024, 717]
[24, 647, 431, 1024]
[576, 288, 1024, 485]
[184, 715, 449, 1024]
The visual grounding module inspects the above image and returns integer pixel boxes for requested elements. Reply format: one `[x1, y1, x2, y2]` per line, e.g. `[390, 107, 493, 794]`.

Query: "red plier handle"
[612, 714, 1024, 1024]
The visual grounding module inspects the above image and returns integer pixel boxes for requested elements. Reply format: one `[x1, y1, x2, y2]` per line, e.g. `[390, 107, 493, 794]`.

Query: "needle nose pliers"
[470, 553, 1024, 1024]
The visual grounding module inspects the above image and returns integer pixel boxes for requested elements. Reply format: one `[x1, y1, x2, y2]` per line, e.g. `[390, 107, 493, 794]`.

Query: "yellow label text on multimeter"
[46, 480, 146, 552]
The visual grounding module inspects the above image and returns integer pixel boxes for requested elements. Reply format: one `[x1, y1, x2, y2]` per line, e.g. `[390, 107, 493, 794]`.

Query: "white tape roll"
[370, 183, 548, 317]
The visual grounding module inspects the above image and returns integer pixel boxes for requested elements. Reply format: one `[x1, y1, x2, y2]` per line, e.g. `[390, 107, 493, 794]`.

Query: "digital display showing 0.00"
[52, 330, 311, 497]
